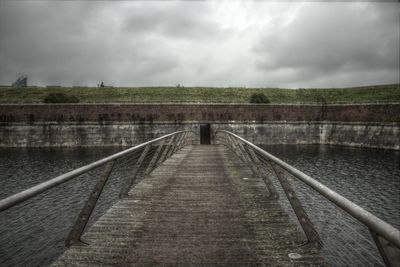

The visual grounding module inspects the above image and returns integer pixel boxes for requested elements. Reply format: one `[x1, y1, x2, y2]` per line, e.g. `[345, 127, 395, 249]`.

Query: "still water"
[261, 144, 400, 266]
[0, 145, 399, 266]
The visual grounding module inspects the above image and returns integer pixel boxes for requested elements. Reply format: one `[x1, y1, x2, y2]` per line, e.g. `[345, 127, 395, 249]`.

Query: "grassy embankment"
[0, 84, 398, 104]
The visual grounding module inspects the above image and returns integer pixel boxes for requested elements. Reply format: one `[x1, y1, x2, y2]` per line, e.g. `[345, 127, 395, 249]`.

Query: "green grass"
[0, 84, 398, 104]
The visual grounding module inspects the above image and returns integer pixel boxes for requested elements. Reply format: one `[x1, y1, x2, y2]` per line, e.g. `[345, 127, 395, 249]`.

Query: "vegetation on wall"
[43, 93, 79, 103]
[0, 84, 398, 104]
[249, 93, 271, 104]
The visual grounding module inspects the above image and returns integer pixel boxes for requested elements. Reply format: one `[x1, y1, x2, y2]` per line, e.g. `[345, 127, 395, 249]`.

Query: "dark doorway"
[200, 124, 211, 144]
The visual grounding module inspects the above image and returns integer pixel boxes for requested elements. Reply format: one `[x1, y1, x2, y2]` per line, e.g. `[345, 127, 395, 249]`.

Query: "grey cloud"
[0, 1, 182, 86]
[121, 2, 226, 40]
[253, 3, 399, 87]
[0, 2, 398, 88]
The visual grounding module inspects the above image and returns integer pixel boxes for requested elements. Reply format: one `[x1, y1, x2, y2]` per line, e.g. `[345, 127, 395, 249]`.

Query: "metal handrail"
[215, 130, 400, 265]
[215, 130, 400, 266]
[0, 130, 194, 212]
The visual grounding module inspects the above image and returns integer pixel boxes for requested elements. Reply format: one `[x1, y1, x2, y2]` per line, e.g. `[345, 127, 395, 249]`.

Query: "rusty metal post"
[144, 139, 166, 176]
[370, 229, 400, 267]
[270, 163, 322, 248]
[246, 146, 279, 199]
[66, 160, 115, 247]
[119, 145, 150, 198]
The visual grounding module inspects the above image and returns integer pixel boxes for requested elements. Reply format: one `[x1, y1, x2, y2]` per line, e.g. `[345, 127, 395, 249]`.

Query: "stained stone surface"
[52, 145, 324, 266]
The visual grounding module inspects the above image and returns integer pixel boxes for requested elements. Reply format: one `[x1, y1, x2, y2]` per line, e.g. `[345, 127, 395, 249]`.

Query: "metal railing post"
[119, 145, 150, 198]
[157, 135, 176, 165]
[220, 130, 400, 265]
[178, 132, 187, 150]
[0, 130, 194, 251]
[226, 134, 247, 162]
[219, 130, 400, 250]
[65, 160, 116, 247]
[370, 229, 400, 267]
[178, 132, 188, 150]
[269, 163, 322, 248]
[235, 140, 260, 176]
[246, 146, 279, 199]
[169, 133, 184, 158]
[191, 131, 198, 145]
[188, 131, 196, 145]
[218, 133, 246, 162]
[226, 134, 260, 176]
[171, 132, 185, 155]
[217, 132, 278, 199]
[144, 139, 166, 176]
[0, 131, 186, 212]
[216, 133, 236, 154]
[164, 133, 180, 159]
[215, 132, 229, 148]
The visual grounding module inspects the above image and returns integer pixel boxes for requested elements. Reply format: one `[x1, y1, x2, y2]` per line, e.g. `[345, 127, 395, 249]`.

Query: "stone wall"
[0, 122, 195, 147]
[0, 121, 398, 150]
[0, 104, 399, 149]
[214, 122, 399, 150]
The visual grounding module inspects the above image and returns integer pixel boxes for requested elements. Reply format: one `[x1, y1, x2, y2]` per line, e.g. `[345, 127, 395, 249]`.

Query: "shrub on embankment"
[0, 84, 398, 104]
[249, 93, 271, 104]
[43, 93, 79, 103]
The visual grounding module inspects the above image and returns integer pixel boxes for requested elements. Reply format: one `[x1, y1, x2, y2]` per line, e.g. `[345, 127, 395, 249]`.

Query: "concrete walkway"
[53, 145, 323, 266]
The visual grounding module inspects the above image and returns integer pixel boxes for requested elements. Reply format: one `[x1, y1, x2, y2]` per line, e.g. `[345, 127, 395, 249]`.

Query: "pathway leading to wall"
[52, 145, 323, 266]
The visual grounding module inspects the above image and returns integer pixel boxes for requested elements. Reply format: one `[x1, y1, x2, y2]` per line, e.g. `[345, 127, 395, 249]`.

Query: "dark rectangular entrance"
[200, 124, 211, 144]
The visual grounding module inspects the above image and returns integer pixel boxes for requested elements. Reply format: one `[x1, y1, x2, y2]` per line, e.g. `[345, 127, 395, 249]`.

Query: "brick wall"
[0, 104, 398, 148]
[0, 104, 399, 123]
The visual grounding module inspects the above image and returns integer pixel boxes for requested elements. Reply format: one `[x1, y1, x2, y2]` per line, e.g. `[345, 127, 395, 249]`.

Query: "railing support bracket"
[370, 229, 400, 267]
[66, 160, 115, 247]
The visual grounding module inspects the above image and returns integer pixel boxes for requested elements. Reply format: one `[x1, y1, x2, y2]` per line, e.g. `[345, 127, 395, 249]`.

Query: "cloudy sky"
[0, 1, 398, 88]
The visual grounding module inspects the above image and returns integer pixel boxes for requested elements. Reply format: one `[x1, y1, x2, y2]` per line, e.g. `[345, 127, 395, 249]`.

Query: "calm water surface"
[0, 145, 399, 266]
[0, 147, 124, 267]
[261, 144, 400, 266]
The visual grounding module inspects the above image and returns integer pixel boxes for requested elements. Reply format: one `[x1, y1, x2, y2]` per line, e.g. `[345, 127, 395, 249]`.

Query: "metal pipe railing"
[215, 130, 400, 266]
[216, 130, 400, 248]
[1, 130, 197, 247]
[0, 131, 195, 212]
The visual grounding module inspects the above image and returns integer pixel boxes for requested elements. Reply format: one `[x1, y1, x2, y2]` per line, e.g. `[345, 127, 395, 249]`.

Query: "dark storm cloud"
[0, 1, 398, 88]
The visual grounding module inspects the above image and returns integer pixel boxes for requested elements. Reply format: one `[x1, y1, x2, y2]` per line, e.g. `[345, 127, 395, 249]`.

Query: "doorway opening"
[200, 124, 211, 144]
